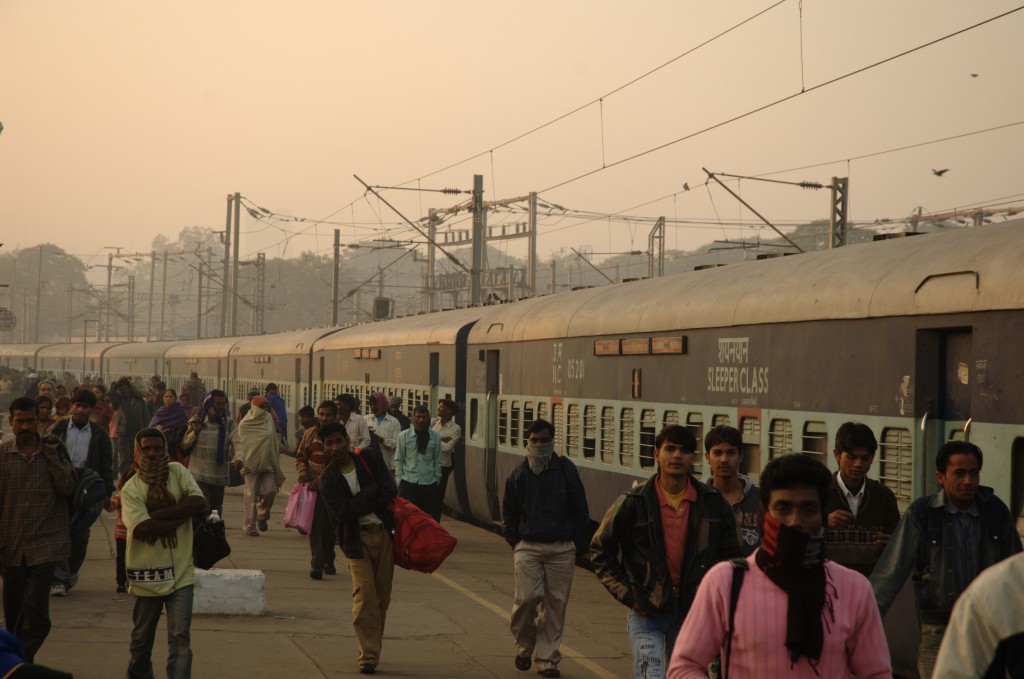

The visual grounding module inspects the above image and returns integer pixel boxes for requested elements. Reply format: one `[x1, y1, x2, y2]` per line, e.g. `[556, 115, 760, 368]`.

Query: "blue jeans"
[626, 601, 683, 679]
[128, 585, 194, 679]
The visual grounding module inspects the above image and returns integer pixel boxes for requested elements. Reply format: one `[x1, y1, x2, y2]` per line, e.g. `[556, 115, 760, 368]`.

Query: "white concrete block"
[193, 568, 266, 616]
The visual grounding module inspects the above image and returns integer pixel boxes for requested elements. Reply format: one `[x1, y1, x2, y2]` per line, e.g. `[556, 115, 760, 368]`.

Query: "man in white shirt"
[367, 392, 401, 470]
[431, 398, 462, 511]
[336, 394, 371, 449]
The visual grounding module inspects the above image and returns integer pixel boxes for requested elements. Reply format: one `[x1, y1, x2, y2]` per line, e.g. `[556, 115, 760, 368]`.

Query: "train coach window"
[553, 404, 565, 453]
[639, 410, 657, 469]
[523, 402, 535, 440]
[687, 413, 705, 478]
[600, 407, 615, 464]
[498, 400, 509, 446]
[768, 419, 794, 459]
[740, 417, 761, 477]
[537, 402, 548, 423]
[470, 399, 479, 440]
[566, 404, 579, 458]
[663, 410, 679, 428]
[619, 408, 635, 468]
[712, 414, 731, 428]
[879, 427, 913, 511]
[583, 406, 597, 459]
[511, 401, 520, 447]
[802, 421, 829, 466]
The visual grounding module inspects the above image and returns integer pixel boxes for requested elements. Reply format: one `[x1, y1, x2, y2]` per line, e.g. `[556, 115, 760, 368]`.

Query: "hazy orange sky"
[2, 1, 1022, 285]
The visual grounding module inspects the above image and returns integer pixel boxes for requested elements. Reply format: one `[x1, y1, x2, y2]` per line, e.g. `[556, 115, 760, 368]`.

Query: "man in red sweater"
[667, 453, 891, 679]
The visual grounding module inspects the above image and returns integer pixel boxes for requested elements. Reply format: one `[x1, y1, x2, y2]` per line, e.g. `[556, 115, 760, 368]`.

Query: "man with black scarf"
[666, 453, 891, 679]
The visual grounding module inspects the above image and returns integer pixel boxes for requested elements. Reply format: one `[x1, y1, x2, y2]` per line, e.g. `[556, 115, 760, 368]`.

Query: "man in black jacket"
[591, 425, 741, 679]
[49, 390, 113, 596]
[318, 422, 396, 676]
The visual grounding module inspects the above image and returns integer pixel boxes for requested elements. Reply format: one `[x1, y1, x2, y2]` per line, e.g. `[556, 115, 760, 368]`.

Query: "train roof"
[37, 342, 124, 360]
[312, 307, 487, 351]
[104, 340, 181, 360]
[164, 336, 240, 359]
[469, 221, 1024, 343]
[0, 343, 53, 360]
[229, 327, 343, 357]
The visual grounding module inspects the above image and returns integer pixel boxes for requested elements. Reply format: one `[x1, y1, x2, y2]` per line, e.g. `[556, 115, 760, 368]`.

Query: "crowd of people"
[1, 364, 1022, 678]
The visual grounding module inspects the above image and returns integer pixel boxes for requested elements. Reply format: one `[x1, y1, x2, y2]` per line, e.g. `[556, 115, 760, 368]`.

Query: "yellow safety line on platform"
[432, 571, 620, 679]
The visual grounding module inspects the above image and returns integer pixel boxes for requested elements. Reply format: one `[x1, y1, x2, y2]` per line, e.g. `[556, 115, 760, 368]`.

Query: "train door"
[916, 328, 972, 496]
[484, 349, 501, 521]
[1012, 437, 1024, 540]
[429, 352, 439, 413]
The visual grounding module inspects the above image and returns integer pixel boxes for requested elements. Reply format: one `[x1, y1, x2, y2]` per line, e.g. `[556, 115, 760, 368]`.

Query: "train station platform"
[29, 464, 635, 679]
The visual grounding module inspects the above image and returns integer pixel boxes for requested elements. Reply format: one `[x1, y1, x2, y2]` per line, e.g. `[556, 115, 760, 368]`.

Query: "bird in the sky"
[682, 182, 690, 192]
[970, 73, 979, 78]
[932, 169, 949, 177]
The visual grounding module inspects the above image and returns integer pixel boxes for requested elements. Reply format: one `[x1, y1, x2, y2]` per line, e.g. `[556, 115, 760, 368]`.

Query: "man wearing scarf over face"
[667, 454, 891, 679]
[121, 427, 208, 679]
[502, 419, 589, 679]
[180, 390, 236, 517]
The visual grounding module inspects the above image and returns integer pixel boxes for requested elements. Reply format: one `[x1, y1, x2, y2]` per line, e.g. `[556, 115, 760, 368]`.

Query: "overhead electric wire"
[538, 4, 1024, 194]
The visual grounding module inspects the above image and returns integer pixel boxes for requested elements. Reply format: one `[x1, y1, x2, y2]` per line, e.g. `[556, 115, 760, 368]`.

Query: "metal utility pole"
[828, 177, 849, 248]
[146, 251, 156, 340]
[550, 260, 557, 294]
[159, 251, 169, 340]
[231, 192, 240, 336]
[127, 276, 136, 340]
[196, 258, 204, 340]
[426, 209, 437, 312]
[648, 217, 665, 277]
[220, 194, 231, 338]
[65, 280, 73, 342]
[470, 175, 485, 306]
[528, 192, 538, 296]
[33, 245, 43, 343]
[105, 252, 114, 341]
[254, 252, 265, 335]
[332, 229, 340, 326]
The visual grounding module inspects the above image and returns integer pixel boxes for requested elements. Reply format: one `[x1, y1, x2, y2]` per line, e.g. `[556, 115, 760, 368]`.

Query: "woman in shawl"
[148, 388, 190, 463]
[230, 396, 286, 536]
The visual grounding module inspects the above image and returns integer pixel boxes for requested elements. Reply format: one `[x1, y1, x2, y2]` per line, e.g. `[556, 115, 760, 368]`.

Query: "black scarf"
[755, 512, 835, 673]
[414, 423, 430, 454]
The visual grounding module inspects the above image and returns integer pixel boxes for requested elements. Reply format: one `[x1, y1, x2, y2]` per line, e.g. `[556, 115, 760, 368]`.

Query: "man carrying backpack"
[49, 390, 114, 597]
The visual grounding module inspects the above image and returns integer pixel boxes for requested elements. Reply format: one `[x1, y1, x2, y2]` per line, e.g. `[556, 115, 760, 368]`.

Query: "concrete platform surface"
[25, 465, 635, 678]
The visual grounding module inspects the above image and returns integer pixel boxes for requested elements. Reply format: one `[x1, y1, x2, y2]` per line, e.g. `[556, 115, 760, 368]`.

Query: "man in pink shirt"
[667, 453, 891, 679]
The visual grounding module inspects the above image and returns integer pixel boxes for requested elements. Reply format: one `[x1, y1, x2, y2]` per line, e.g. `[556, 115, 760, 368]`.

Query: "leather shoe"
[515, 656, 532, 671]
[537, 669, 560, 678]
[359, 664, 376, 674]
[324, 564, 337, 575]
[309, 569, 323, 580]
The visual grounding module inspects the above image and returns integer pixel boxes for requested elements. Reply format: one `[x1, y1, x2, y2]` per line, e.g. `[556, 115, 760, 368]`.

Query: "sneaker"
[258, 520, 268, 532]
[50, 584, 68, 597]
[68, 572, 80, 589]
[309, 569, 323, 580]
[324, 564, 337, 575]
[244, 530, 260, 537]
[116, 584, 127, 594]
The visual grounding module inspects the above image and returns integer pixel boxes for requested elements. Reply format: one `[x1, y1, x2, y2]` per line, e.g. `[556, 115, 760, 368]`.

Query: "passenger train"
[3, 220, 1023, 677]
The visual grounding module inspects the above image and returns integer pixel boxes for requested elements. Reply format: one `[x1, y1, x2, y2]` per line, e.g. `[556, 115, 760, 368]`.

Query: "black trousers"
[309, 494, 336, 570]
[2, 558, 58, 662]
[398, 480, 441, 521]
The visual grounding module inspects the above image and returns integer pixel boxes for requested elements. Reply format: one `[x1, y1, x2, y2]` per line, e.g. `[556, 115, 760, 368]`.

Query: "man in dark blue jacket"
[870, 441, 1022, 679]
[502, 419, 589, 679]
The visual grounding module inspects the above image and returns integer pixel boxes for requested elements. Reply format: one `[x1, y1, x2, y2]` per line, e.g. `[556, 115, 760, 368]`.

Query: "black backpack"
[70, 466, 107, 534]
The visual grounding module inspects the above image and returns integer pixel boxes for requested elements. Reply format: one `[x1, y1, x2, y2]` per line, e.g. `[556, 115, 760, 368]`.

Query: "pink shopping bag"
[282, 482, 317, 534]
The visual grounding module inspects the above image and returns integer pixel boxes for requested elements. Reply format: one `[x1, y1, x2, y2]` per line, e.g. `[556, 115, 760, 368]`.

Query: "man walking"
[121, 427, 208, 679]
[336, 394, 371, 449]
[0, 397, 77, 662]
[824, 422, 900, 575]
[703, 425, 760, 555]
[231, 396, 286, 536]
[112, 378, 148, 475]
[667, 454, 892, 679]
[295, 400, 339, 579]
[318, 422, 397, 675]
[591, 425, 741, 679]
[502, 419, 589, 678]
[870, 441, 1022, 678]
[180, 390, 236, 516]
[264, 383, 288, 442]
[49, 390, 115, 596]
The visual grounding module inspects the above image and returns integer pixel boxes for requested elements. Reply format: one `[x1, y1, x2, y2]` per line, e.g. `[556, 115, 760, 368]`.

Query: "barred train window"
[639, 409, 657, 469]
[566, 404, 579, 458]
[552, 404, 563, 453]
[619, 408, 635, 468]
[523, 401, 534, 442]
[712, 414, 731, 428]
[768, 419, 793, 460]
[740, 417, 761, 476]
[498, 400, 508, 446]
[583, 405, 597, 460]
[663, 410, 680, 428]
[600, 406, 615, 464]
[688, 412, 705, 477]
[879, 427, 913, 512]
[511, 401, 520, 448]
[802, 421, 829, 466]
[537, 401, 548, 423]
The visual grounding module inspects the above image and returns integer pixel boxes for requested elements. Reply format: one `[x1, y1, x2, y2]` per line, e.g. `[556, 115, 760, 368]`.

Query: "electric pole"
[231, 191, 241, 336]
[829, 177, 850, 248]
[332, 229, 340, 326]
[147, 251, 156, 340]
[471, 175, 485, 306]
[221, 194, 231, 337]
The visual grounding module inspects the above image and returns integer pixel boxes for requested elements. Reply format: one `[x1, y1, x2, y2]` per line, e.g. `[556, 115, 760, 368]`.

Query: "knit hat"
[389, 396, 403, 409]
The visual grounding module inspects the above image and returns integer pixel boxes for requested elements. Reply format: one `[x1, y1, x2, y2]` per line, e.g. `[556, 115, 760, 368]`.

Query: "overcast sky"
[2, 1, 1022, 285]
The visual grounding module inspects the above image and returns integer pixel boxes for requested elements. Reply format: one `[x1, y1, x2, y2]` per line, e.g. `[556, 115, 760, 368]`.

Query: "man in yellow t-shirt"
[121, 428, 208, 679]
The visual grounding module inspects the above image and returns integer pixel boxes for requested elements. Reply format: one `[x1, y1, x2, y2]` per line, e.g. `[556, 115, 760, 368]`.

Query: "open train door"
[916, 328, 973, 495]
[484, 349, 501, 522]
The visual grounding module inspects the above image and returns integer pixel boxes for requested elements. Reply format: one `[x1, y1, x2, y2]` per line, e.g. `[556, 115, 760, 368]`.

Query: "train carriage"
[36, 341, 124, 384]
[164, 337, 240, 401]
[0, 343, 53, 371]
[228, 327, 343, 428]
[310, 307, 489, 516]
[103, 340, 180, 387]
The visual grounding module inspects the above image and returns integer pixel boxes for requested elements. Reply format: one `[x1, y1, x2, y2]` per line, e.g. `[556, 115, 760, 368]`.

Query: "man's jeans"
[128, 585, 194, 679]
[626, 600, 683, 679]
[53, 529, 91, 587]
